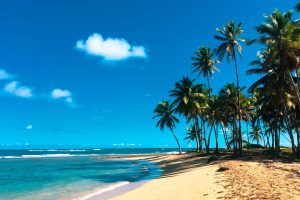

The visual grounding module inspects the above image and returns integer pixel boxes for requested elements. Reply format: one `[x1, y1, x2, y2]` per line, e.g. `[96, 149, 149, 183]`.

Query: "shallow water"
[0, 150, 163, 200]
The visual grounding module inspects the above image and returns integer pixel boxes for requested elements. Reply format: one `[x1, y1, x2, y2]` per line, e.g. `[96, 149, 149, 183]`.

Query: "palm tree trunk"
[214, 123, 219, 154]
[275, 128, 280, 152]
[207, 75, 211, 97]
[233, 50, 243, 156]
[171, 130, 182, 155]
[195, 132, 199, 152]
[202, 117, 206, 150]
[296, 128, 300, 157]
[283, 104, 296, 154]
[221, 124, 230, 149]
[246, 123, 250, 144]
[263, 123, 270, 148]
[296, 69, 300, 154]
[194, 118, 200, 152]
[200, 119, 204, 151]
[233, 122, 237, 155]
[206, 125, 214, 154]
[271, 130, 275, 150]
[262, 135, 266, 147]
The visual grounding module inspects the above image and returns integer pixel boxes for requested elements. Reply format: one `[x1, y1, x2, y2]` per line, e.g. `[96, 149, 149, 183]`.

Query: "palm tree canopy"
[253, 9, 300, 71]
[153, 100, 179, 132]
[214, 21, 245, 62]
[191, 46, 220, 78]
[249, 125, 262, 143]
[255, 9, 294, 44]
[169, 77, 208, 121]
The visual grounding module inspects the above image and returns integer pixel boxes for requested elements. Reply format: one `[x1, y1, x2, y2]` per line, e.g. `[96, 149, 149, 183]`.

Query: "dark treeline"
[153, 3, 300, 157]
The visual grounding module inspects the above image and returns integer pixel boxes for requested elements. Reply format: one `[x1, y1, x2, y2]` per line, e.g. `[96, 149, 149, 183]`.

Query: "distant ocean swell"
[0, 154, 99, 159]
[0, 148, 186, 159]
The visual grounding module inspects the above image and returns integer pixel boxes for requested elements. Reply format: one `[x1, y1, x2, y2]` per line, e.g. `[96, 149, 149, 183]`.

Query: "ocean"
[0, 148, 183, 200]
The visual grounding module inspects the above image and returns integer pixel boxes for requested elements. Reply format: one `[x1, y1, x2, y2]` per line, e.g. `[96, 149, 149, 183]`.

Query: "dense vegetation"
[153, 3, 300, 157]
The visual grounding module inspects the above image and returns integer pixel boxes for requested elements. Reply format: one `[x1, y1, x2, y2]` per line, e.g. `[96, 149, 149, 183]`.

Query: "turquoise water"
[0, 149, 169, 200]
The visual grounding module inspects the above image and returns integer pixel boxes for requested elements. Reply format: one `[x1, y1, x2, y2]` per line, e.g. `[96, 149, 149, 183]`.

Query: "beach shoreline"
[79, 153, 226, 200]
[72, 154, 164, 200]
[81, 153, 300, 200]
[77, 154, 162, 200]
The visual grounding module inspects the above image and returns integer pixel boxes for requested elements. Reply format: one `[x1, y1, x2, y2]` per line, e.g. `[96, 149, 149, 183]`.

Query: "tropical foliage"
[153, 3, 300, 157]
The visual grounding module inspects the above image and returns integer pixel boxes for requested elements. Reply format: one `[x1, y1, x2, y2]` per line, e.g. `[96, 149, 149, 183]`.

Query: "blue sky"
[0, 0, 297, 149]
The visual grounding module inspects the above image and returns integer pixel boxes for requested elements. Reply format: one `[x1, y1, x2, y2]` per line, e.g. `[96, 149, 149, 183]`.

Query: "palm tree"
[191, 46, 220, 95]
[153, 100, 182, 154]
[254, 9, 300, 113]
[184, 124, 198, 145]
[248, 9, 300, 154]
[249, 125, 262, 145]
[170, 77, 208, 152]
[205, 95, 222, 154]
[214, 21, 245, 155]
[218, 83, 240, 154]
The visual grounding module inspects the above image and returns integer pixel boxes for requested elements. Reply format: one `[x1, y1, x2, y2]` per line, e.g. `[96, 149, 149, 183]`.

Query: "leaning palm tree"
[214, 21, 245, 155]
[191, 46, 220, 95]
[170, 77, 208, 152]
[153, 100, 182, 154]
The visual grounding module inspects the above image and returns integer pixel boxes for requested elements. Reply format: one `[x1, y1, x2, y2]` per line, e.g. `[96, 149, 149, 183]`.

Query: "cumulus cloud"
[50, 88, 74, 105]
[4, 81, 33, 98]
[76, 33, 147, 61]
[51, 89, 71, 99]
[0, 69, 14, 80]
[25, 124, 33, 130]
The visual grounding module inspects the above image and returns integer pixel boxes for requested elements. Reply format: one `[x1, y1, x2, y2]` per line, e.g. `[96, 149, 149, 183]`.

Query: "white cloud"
[51, 89, 71, 99]
[50, 88, 74, 105]
[76, 33, 147, 61]
[0, 69, 14, 80]
[4, 81, 33, 98]
[25, 124, 33, 130]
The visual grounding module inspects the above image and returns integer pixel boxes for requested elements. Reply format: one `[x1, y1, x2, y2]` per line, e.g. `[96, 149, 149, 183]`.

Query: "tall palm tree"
[191, 46, 220, 95]
[218, 83, 240, 154]
[254, 9, 300, 114]
[214, 21, 245, 155]
[153, 100, 182, 154]
[170, 77, 208, 152]
[249, 9, 300, 153]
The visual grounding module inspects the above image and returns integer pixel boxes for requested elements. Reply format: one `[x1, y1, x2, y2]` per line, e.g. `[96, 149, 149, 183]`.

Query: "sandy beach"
[111, 154, 225, 200]
[86, 154, 300, 200]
